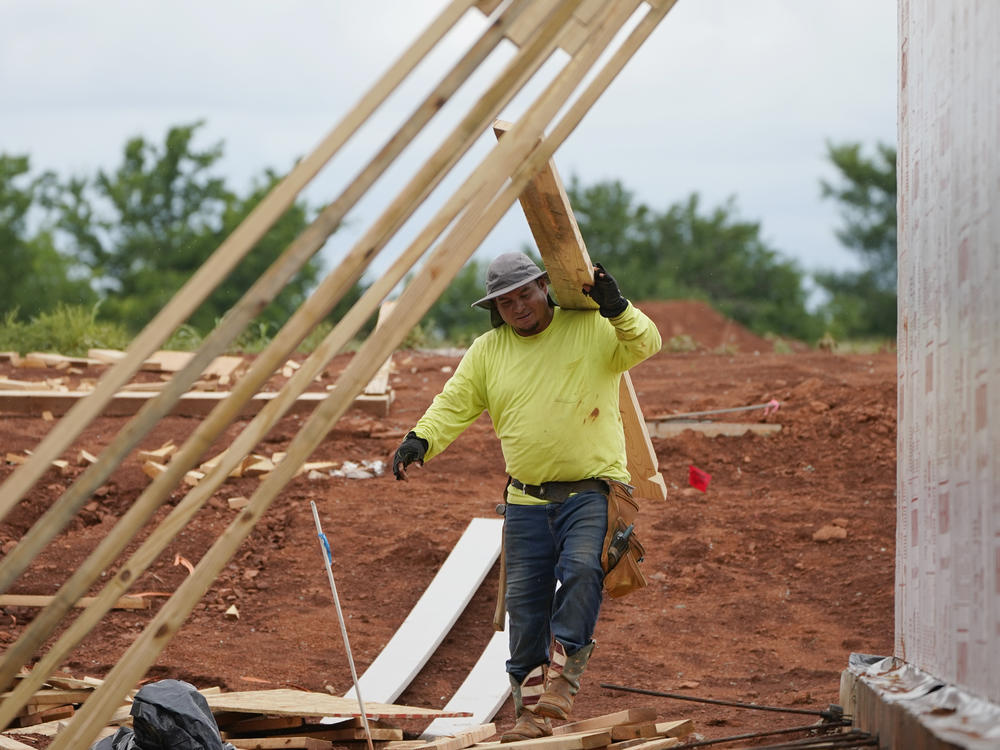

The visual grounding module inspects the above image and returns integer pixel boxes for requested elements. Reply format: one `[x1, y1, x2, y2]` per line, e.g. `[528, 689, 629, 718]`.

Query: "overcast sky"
[2, 0, 898, 293]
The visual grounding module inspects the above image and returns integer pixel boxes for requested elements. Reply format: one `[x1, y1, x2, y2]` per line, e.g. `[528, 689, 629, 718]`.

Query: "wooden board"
[0, 688, 92, 706]
[363, 301, 396, 396]
[0, 389, 392, 419]
[645, 422, 782, 439]
[204, 690, 471, 720]
[229, 739, 332, 750]
[653, 720, 693, 739]
[0, 594, 148, 610]
[139, 351, 244, 380]
[420, 629, 509, 738]
[339, 518, 503, 705]
[609, 737, 681, 750]
[480, 730, 612, 749]
[552, 708, 658, 736]
[493, 120, 665, 501]
[24, 352, 101, 368]
[619, 375, 667, 500]
[610, 722, 659, 741]
[0, 735, 37, 750]
[410, 723, 496, 750]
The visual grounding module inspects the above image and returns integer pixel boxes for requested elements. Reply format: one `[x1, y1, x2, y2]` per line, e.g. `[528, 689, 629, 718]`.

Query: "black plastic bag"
[89, 679, 236, 750]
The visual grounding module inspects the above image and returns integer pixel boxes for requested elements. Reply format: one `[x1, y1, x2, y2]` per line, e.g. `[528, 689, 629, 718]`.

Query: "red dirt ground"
[0, 300, 897, 747]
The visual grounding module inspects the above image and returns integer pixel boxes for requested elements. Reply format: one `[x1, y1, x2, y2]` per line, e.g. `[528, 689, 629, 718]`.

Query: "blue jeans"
[504, 490, 607, 682]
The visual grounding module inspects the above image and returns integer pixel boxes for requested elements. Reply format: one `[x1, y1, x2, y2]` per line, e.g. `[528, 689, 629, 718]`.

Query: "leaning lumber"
[0, 0, 478, 562]
[39, 6, 675, 746]
[0, 0, 572, 708]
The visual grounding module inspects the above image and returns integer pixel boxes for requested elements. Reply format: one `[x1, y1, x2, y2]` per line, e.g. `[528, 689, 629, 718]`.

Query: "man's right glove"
[392, 431, 428, 480]
[583, 262, 629, 318]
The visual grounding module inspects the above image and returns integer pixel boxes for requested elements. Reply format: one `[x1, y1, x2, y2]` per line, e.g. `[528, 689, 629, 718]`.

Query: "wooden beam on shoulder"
[493, 120, 665, 501]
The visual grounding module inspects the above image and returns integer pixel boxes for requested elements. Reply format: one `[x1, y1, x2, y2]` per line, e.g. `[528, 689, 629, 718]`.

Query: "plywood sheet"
[204, 690, 471, 720]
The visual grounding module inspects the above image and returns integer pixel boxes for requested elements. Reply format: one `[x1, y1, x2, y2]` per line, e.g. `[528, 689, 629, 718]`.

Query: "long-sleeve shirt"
[413, 303, 661, 503]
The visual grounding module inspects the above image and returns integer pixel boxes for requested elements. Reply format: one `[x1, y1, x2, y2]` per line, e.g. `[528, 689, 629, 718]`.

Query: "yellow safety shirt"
[414, 303, 661, 504]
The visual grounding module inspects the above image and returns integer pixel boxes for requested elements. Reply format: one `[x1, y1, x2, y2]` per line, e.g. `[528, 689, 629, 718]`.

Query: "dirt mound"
[635, 299, 774, 353]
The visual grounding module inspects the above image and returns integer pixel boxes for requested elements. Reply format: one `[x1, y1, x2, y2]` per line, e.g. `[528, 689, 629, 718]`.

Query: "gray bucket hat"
[471, 252, 547, 310]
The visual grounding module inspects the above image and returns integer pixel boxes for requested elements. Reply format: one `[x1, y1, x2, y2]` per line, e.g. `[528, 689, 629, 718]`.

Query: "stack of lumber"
[209, 703, 694, 750]
[1, 672, 133, 741]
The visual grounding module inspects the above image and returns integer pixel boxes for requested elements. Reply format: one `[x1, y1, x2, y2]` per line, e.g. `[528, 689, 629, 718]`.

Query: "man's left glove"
[583, 262, 629, 318]
[392, 431, 428, 480]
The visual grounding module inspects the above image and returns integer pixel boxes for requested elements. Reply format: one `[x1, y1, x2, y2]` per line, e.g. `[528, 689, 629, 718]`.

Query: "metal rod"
[600, 683, 839, 718]
[674, 722, 855, 749]
[743, 731, 878, 749]
[311, 501, 374, 750]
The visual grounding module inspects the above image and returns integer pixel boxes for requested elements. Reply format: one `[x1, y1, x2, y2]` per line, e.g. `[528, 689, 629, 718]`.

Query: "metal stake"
[311, 501, 374, 750]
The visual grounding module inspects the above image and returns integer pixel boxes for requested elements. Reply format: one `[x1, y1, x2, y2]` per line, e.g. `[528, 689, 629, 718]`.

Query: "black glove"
[392, 431, 428, 480]
[583, 262, 629, 318]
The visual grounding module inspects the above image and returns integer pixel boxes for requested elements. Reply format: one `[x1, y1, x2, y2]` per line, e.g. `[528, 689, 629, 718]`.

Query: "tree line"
[1, 122, 895, 350]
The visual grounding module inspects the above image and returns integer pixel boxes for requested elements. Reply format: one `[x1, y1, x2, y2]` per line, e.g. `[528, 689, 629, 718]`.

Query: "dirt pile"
[635, 300, 774, 353]
[0, 302, 896, 746]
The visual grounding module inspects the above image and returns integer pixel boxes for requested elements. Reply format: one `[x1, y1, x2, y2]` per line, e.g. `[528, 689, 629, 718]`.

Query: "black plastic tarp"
[90, 679, 235, 750]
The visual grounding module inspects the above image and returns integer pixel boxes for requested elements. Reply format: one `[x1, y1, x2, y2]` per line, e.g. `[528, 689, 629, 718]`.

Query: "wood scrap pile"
[137, 441, 384, 487]
[1, 675, 695, 750]
[211, 705, 694, 750]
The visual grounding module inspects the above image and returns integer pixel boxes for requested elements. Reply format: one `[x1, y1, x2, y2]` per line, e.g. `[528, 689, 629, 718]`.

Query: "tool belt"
[508, 477, 608, 503]
[600, 479, 647, 598]
[493, 477, 646, 629]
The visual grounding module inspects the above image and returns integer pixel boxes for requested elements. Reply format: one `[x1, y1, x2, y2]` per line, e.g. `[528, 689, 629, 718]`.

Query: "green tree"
[569, 179, 821, 341]
[815, 141, 897, 338]
[53, 122, 325, 334]
[0, 154, 96, 318]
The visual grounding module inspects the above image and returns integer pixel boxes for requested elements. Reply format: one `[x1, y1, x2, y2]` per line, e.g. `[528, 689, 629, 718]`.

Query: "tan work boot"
[535, 641, 595, 720]
[501, 665, 552, 743]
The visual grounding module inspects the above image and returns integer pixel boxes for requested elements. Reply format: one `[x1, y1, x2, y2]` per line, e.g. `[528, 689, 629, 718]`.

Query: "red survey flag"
[688, 465, 712, 492]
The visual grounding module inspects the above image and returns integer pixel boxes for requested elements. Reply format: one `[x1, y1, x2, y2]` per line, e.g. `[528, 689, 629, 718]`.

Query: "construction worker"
[392, 252, 661, 740]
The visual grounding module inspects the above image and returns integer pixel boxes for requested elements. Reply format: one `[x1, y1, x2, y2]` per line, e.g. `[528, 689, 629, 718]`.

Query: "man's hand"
[392, 431, 428, 480]
[582, 262, 629, 318]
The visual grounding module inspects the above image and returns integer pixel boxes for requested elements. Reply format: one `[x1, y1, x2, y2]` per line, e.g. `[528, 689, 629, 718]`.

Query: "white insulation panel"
[897, 0, 1000, 703]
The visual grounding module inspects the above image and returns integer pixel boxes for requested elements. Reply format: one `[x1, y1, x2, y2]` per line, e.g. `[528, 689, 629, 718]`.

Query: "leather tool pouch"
[600, 479, 647, 598]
